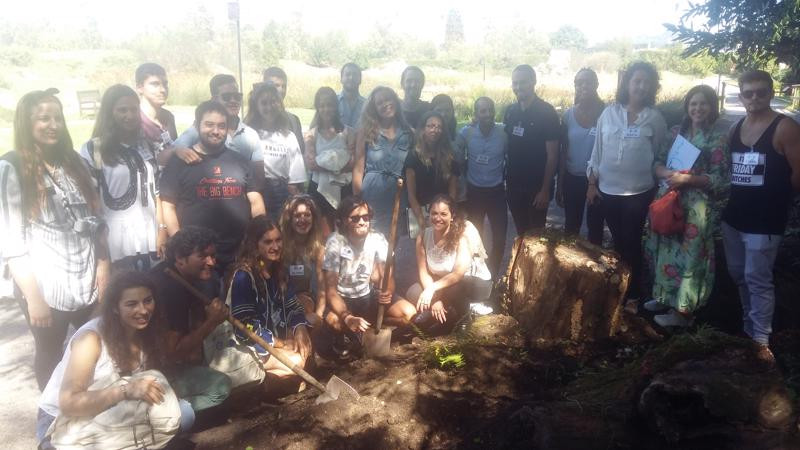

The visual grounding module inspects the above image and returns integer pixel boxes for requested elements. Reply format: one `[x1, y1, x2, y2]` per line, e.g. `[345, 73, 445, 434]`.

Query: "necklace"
[99, 143, 149, 211]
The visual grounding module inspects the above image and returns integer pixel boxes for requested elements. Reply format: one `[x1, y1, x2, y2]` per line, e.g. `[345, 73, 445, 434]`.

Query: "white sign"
[666, 135, 701, 171]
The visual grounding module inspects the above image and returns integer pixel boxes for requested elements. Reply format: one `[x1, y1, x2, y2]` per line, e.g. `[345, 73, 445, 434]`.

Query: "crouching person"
[150, 227, 232, 419]
[406, 195, 493, 336]
[323, 196, 416, 358]
[228, 216, 312, 382]
[37, 271, 191, 450]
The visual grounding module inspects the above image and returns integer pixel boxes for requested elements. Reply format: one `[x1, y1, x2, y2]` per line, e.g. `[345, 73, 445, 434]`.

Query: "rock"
[466, 314, 525, 347]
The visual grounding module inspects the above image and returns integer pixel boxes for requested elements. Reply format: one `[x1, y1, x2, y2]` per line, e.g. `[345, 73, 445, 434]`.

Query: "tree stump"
[502, 234, 629, 342]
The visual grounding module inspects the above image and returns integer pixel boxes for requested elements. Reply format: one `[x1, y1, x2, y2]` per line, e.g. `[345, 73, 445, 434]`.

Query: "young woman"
[279, 195, 327, 327]
[244, 84, 307, 221]
[431, 94, 457, 142]
[643, 85, 730, 327]
[556, 68, 605, 245]
[0, 89, 109, 391]
[587, 61, 667, 311]
[352, 86, 414, 236]
[37, 271, 191, 448]
[80, 84, 161, 271]
[228, 216, 312, 378]
[405, 111, 459, 234]
[304, 86, 356, 234]
[406, 195, 492, 333]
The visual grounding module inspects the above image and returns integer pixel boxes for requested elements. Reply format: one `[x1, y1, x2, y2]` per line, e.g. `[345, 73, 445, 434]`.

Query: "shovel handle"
[164, 268, 327, 394]
[376, 178, 404, 331]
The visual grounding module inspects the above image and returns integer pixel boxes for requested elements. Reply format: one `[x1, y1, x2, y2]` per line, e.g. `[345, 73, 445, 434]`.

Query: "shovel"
[165, 268, 359, 405]
[363, 178, 404, 358]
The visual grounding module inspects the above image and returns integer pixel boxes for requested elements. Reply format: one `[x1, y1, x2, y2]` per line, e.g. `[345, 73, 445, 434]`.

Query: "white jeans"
[721, 222, 782, 345]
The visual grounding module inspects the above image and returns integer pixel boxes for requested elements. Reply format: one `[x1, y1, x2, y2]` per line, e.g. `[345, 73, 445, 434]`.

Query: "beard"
[199, 136, 225, 154]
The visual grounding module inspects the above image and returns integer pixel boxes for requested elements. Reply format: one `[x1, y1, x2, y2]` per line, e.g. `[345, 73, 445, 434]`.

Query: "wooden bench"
[77, 90, 101, 118]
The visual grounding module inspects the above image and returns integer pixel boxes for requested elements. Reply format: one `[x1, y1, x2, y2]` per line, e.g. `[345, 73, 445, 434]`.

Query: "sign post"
[228, 1, 243, 115]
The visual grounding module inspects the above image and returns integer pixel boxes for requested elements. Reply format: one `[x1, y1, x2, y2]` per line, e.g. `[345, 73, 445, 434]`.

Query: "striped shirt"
[0, 159, 98, 311]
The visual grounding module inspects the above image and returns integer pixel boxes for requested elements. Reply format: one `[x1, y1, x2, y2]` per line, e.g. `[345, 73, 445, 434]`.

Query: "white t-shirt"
[257, 130, 307, 183]
[322, 231, 388, 298]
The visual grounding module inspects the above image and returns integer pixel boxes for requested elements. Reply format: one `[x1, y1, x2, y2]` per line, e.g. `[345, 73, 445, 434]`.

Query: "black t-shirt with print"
[503, 97, 560, 191]
[404, 149, 460, 207]
[159, 148, 255, 265]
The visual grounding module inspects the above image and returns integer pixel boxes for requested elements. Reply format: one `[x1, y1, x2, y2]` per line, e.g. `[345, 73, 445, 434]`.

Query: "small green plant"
[425, 342, 466, 370]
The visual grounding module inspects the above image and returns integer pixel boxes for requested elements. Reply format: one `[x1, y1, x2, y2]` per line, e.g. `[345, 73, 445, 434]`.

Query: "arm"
[229, 270, 274, 354]
[156, 147, 201, 167]
[405, 168, 425, 229]
[352, 129, 366, 194]
[303, 128, 324, 172]
[160, 199, 180, 236]
[313, 249, 327, 318]
[342, 127, 357, 172]
[247, 191, 266, 217]
[8, 257, 51, 327]
[430, 237, 469, 292]
[533, 140, 558, 209]
[447, 173, 458, 200]
[325, 270, 369, 331]
[416, 233, 435, 289]
[164, 298, 227, 362]
[155, 196, 168, 259]
[556, 139, 568, 207]
[776, 118, 800, 192]
[93, 228, 111, 301]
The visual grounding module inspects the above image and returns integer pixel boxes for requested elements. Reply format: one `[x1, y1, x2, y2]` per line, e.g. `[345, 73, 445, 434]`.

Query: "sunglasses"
[740, 88, 771, 100]
[220, 92, 243, 102]
[348, 214, 371, 224]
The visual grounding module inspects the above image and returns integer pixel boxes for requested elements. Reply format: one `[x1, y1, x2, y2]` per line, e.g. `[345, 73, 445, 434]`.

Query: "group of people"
[1, 59, 798, 448]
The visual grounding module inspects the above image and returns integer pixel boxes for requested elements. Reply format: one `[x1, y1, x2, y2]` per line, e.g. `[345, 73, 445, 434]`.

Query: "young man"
[135, 63, 178, 164]
[455, 97, 508, 277]
[399, 66, 430, 129]
[338, 62, 366, 128]
[150, 226, 231, 415]
[159, 101, 266, 273]
[721, 70, 800, 360]
[503, 65, 560, 235]
[262, 66, 305, 154]
[322, 196, 416, 357]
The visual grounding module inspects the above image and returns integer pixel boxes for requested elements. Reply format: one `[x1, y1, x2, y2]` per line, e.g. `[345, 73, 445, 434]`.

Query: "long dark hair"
[280, 195, 324, 265]
[244, 84, 291, 134]
[100, 271, 164, 371]
[414, 111, 455, 182]
[615, 61, 660, 107]
[310, 86, 345, 133]
[91, 84, 142, 166]
[229, 215, 288, 299]
[679, 85, 720, 135]
[429, 194, 464, 253]
[13, 89, 98, 220]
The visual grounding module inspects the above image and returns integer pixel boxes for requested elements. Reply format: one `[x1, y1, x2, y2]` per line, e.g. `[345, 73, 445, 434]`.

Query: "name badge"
[160, 131, 173, 146]
[742, 152, 760, 165]
[476, 154, 490, 165]
[340, 247, 354, 260]
[589, 127, 597, 136]
[289, 265, 305, 276]
[512, 126, 524, 137]
[623, 127, 641, 138]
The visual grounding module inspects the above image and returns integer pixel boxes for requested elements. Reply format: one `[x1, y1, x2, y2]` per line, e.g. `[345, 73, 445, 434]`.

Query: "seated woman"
[228, 215, 312, 379]
[279, 195, 327, 328]
[406, 195, 493, 335]
[322, 196, 417, 357]
[37, 271, 192, 449]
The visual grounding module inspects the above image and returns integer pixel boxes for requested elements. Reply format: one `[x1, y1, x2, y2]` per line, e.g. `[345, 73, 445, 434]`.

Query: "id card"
[340, 246, 354, 260]
[742, 152, 760, 165]
[160, 131, 173, 146]
[289, 265, 305, 276]
[623, 127, 641, 138]
[476, 154, 490, 165]
[512, 126, 524, 137]
[589, 127, 597, 137]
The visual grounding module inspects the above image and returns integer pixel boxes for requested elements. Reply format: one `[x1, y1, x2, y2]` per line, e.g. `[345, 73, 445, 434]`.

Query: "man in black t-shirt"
[503, 64, 560, 234]
[150, 226, 231, 414]
[160, 101, 266, 273]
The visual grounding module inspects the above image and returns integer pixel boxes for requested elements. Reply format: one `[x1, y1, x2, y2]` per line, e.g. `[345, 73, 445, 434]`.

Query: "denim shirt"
[338, 92, 366, 129]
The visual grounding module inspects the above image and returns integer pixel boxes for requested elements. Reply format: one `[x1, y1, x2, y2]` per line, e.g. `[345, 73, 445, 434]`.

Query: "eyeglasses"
[740, 88, 771, 100]
[220, 92, 243, 102]
[348, 214, 371, 224]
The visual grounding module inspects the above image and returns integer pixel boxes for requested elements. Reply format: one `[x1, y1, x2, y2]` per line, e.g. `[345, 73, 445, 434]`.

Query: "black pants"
[562, 173, 604, 245]
[17, 296, 94, 390]
[506, 188, 549, 235]
[466, 183, 508, 277]
[601, 188, 655, 300]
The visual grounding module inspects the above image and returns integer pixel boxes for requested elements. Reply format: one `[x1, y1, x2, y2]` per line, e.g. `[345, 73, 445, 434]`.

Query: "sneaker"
[470, 302, 494, 316]
[755, 343, 776, 366]
[643, 299, 669, 312]
[654, 310, 693, 328]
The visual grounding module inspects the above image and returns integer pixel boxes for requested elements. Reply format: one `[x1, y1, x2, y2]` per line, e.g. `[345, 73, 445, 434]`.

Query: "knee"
[208, 370, 233, 401]
[743, 266, 775, 293]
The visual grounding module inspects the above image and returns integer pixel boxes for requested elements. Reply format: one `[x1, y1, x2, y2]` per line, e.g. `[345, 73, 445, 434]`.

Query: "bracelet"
[120, 384, 128, 400]
[340, 310, 352, 322]
[158, 224, 168, 230]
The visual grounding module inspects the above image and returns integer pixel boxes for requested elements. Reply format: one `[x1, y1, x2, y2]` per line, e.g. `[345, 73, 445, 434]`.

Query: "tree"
[549, 25, 587, 50]
[443, 9, 465, 50]
[665, 0, 800, 81]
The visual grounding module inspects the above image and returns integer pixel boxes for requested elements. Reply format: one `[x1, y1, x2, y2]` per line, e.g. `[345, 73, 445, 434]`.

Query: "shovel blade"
[315, 375, 360, 405]
[363, 327, 393, 358]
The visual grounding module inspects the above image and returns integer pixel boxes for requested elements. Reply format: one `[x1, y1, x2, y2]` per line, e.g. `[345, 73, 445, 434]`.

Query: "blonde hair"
[279, 195, 324, 265]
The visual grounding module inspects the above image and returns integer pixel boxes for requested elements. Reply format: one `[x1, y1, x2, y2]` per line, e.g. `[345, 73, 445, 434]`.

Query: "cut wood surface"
[503, 234, 630, 342]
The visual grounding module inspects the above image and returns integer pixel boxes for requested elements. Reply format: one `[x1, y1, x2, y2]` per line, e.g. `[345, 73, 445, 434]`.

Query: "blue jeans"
[721, 221, 782, 345]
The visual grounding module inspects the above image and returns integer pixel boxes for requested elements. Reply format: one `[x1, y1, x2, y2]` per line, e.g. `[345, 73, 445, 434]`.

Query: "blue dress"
[361, 129, 413, 235]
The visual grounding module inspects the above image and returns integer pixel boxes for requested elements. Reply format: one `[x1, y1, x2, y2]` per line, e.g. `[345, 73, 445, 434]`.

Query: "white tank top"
[423, 221, 491, 280]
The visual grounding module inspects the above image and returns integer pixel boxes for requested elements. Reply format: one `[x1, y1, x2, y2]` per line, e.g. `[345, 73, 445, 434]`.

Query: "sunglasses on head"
[220, 92, 243, 102]
[740, 88, 771, 100]
[348, 214, 371, 224]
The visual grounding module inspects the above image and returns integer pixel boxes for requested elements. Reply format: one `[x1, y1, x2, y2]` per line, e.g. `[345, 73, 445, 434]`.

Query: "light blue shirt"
[174, 119, 263, 161]
[455, 123, 507, 188]
[338, 92, 366, 129]
[564, 107, 597, 177]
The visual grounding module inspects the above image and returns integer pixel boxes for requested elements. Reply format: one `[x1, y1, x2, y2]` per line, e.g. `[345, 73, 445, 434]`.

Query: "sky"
[6, 0, 692, 46]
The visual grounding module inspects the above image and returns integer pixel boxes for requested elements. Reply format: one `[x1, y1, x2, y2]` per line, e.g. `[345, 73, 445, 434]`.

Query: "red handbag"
[649, 189, 684, 235]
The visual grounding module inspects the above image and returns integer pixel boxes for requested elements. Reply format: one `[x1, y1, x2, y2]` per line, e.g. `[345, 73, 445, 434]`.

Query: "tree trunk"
[503, 234, 630, 342]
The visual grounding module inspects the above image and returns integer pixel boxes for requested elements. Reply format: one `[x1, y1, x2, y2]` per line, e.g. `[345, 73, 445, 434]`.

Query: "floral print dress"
[644, 126, 729, 313]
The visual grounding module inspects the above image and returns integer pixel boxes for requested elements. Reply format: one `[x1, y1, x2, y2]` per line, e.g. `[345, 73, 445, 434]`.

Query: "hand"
[205, 298, 228, 327]
[27, 298, 53, 328]
[344, 315, 370, 333]
[378, 289, 393, 305]
[417, 287, 435, 311]
[431, 300, 447, 324]
[586, 184, 602, 205]
[532, 189, 550, 210]
[156, 228, 168, 259]
[175, 147, 202, 164]
[125, 376, 165, 405]
[666, 172, 691, 189]
[555, 184, 564, 208]
[293, 325, 312, 361]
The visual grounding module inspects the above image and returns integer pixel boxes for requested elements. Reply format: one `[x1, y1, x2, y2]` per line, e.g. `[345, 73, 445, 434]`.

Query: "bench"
[77, 90, 101, 118]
